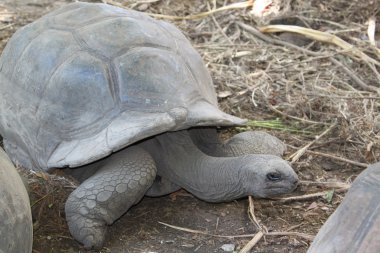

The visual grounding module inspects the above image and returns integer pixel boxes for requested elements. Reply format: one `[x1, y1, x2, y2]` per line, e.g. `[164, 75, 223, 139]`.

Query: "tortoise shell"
[0, 2, 244, 170]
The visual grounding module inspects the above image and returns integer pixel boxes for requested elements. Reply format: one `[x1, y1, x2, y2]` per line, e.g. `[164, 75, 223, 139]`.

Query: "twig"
[367, 62, 380, 85]
[236, 22, 324, 57]
[240, 197, 314, 252]
[158, 221, 255, 239]
[296, 16, 349, 29]
[288, 122, 337, 163]
[237, 22, 374, 92]
[239, 231, 264, 253]
[0, 24, 12, 30]
[329, 57, 379, 93]
[260, 24, 380, 84]
[266, 231, 314, 241]
[273, 187, 350, 204]
[286, 222, 304, 232]
[303, 149, 369, 168]
[206, 2, 234, 45]
[105, 1, 254, 20]
[266, 101, 327, 125]
[305, 94, 380, 100]
[31, 189, 57, 207]
[299, 180, 351, 189]
[247, 196, 261, 230]
[288, 143, 369, 167]
[240, 196, 264, 253]
[158, 218, 314, 242]
[259, 25, 380, 66]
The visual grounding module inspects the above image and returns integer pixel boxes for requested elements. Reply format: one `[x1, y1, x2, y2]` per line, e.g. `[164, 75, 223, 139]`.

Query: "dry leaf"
[250, 0, 280, 17]
[217, 90, 232, 98]
[34, 171, 49, 181]
[306, 201, 318, 210]
[367, 16, 376, 46]
[0, 6, 14, 23]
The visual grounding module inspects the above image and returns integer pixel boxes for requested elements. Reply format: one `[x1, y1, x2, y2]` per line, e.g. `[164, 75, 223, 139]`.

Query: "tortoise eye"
[267, 172, 282, 181]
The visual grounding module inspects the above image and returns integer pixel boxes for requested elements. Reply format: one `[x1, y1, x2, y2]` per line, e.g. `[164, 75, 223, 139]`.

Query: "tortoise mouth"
[263, 182, 298, 196]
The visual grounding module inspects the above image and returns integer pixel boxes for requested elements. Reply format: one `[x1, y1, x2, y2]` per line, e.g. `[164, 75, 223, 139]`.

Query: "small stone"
[306, 202, 318, 210]
[220, 244, 235, 252]
[181, 243, 194, 248]
[137, 3, 149, 11]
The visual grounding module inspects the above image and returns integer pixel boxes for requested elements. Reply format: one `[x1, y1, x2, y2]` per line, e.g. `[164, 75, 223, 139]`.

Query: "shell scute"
[36, 52, 115, 138]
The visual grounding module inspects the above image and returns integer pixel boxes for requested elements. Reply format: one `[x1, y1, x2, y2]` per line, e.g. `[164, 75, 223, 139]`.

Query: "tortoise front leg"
[65, 146, 156, 249]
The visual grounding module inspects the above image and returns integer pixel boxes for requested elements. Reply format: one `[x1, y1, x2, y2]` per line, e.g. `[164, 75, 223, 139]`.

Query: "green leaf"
[324, 190, 334, 204]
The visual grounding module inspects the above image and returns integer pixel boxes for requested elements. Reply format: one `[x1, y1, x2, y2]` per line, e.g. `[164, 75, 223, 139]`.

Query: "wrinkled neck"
[148, 131, 248, 202]
[177, 155, 247, 202]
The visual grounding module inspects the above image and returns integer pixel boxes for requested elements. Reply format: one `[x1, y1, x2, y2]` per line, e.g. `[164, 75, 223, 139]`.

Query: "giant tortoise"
[0, 2, 298, 248]
[0, 147, 32, 253]
[308, 162, 380, 253]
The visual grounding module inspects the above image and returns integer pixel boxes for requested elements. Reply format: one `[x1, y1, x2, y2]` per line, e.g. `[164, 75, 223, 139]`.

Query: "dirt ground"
[0, 0, 379, 252]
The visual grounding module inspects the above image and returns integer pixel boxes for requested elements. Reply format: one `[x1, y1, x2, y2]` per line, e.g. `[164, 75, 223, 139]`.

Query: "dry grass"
[1, 0, 379, 252]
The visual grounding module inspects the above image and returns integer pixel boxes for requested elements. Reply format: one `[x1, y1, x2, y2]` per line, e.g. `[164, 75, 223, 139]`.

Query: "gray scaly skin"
[141, 130, 298, 202]
[65, 147, 156, 248]
[146, 128, 288, 196]
[65, 130, 297, 248]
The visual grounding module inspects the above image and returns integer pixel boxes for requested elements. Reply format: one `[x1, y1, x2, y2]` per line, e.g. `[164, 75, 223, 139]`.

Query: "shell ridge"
[113, 46, 181, 109]
[35, 51, 118, 140]
[34, 52, 78, 116]
[111, 43, 172, 60]
[74, 15, 142, 31]
[104, 60, 119, 105]
[72, 30, 110, 61]
[9, 29, 44, 81]
[155, 21, 216, 105]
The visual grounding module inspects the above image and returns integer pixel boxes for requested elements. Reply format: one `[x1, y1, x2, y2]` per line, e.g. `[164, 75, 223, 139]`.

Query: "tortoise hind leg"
[65, 146, 156, 249]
